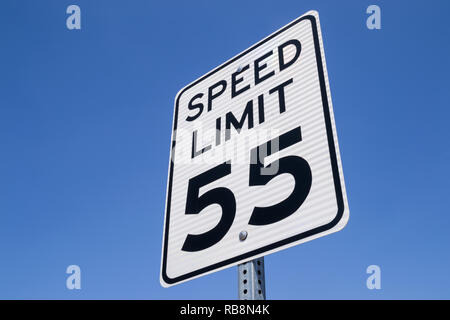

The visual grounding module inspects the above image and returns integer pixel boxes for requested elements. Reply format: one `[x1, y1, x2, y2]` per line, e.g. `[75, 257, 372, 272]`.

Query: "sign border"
[161, 12, 345, 286]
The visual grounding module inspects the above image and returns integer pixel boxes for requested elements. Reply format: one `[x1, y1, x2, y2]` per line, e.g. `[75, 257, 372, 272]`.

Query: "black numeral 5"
[181, 162, 236, 252]
[248, 127, 312, 225]
[181, 126, 311, 252]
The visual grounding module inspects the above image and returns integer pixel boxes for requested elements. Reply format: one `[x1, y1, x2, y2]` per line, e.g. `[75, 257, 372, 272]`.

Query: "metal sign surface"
[161, 11, 349, 287]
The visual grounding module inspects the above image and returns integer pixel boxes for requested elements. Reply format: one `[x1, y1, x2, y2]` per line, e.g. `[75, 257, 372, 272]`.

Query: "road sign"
[161, 10, 349, 287]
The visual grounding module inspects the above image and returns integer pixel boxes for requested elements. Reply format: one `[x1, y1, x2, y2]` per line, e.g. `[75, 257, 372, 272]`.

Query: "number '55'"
[181, 126, 312, 252]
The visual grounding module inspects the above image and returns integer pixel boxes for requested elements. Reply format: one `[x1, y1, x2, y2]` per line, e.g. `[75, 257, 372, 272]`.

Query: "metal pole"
[238, 257, 266, 300]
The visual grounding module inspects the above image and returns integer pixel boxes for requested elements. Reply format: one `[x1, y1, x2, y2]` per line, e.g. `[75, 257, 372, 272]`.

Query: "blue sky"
[0, 0, 449, 299]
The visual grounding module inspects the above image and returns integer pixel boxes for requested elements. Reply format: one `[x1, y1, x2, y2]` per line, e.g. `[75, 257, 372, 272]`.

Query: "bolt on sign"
[161, 11, 349, 287]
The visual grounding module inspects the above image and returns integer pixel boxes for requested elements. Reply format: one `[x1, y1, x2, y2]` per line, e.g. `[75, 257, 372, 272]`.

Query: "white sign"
[161, 10, 349, 287]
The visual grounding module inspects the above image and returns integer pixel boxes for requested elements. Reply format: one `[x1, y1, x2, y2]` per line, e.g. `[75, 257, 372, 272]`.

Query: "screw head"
[237, 65, 243, 72]
[239, 231, 248, 241]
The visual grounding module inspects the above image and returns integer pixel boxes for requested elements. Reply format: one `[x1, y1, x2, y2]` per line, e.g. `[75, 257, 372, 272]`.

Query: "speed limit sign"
[161, 11, 349, 287]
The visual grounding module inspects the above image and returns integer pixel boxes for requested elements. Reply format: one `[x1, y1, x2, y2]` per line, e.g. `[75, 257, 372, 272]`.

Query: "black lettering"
[215, 117, 221, 146]
[192, 130, 211, 158]
[254, 51, 275, 85]
[186, 93, 204, 122]
[208, 80, 227, 111]
[231, 65, 250, 98]
[225, 100, 254, 141]
[278, 39, 301, 71]
[269, 78, 293, 113]
[257, 94, 265, 124]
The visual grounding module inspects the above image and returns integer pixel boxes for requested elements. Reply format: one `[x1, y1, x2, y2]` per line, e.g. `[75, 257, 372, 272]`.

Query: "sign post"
[161, 10, 349, 290]
[238, 258, 266, 300]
